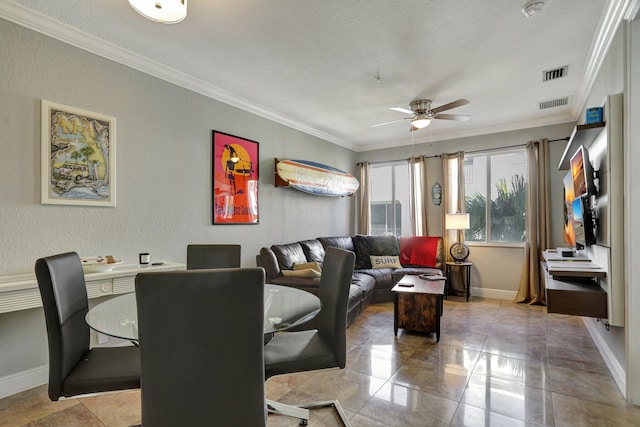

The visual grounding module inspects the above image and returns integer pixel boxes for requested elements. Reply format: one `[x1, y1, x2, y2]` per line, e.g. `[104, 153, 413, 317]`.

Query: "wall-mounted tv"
[562, 170, 576, 248]
[572, 197, 596, 247]
[570, 145, 596, 198]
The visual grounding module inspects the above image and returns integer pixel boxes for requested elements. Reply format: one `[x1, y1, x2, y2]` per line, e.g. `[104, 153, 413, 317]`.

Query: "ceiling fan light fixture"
[521, 0, 545, 18]
[129, 0, 187, 24]
[411, 117, 431, 129]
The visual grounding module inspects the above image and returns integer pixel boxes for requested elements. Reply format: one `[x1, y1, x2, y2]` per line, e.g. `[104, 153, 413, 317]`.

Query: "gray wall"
[356, 123, 576, 296]
[0, 19, 355, 379]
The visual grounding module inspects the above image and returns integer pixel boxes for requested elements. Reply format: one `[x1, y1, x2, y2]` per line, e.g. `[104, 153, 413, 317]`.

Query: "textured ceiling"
[0, 0, 614, 151]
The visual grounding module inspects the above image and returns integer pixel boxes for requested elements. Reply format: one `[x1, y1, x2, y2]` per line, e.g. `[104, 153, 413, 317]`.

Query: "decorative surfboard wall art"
[274, 158, 360, 197]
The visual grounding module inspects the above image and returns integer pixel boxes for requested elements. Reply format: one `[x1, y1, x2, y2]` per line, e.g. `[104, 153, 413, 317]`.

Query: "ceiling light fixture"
[129, 0, 187, 24]
[411, 114, 432, 129]
[521, 0, 545, 18]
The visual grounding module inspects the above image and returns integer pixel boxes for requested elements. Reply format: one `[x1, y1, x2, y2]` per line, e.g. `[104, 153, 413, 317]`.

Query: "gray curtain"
[409, 156, 429, 236]
[515, 139, 551, 304]
[356, 162, 371, 235]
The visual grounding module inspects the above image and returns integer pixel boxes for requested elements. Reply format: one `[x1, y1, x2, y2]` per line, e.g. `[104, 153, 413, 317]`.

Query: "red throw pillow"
[400, 236, 439, 267]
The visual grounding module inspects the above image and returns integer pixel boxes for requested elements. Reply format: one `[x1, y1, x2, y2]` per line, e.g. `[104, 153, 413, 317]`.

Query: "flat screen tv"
[571, 197, 596, 247]
[570, 145, 596, 198]
[562, 170, 576, 248]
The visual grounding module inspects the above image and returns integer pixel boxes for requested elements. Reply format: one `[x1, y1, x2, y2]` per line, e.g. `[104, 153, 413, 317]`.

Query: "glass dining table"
[85, 283, 321, 342]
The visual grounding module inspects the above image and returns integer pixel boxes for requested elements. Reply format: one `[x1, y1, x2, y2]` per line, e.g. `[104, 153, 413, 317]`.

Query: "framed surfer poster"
[212, 130, 259, 224]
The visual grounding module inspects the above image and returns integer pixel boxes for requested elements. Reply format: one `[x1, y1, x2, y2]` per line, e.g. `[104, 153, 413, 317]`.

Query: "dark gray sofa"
[256, 235, 443, 326]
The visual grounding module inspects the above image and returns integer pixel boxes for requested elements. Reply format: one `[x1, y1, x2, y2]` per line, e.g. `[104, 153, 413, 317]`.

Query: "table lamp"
[446, 212, 470, 262]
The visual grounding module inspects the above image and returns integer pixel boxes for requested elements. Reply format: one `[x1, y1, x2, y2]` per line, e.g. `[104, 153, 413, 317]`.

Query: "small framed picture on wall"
[211, 130, 259, 224]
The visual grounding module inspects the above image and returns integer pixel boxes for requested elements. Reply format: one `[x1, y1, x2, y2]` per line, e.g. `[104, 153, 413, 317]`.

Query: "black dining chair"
[34, 252, 140, 401]
[186, 244, 241, 270]
[135, 268, 267, 426]
[263, 247, 355, 426]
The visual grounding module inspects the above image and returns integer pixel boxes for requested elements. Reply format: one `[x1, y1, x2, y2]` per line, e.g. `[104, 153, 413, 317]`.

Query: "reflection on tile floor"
[3, 297, 640, 426]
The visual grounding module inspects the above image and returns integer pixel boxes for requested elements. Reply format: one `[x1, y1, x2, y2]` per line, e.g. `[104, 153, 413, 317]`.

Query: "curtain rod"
[463, 143, 526, 155]
[464, 137, 569, 155]
[357, 154, 441, 166]
[358, 136, 569, 164]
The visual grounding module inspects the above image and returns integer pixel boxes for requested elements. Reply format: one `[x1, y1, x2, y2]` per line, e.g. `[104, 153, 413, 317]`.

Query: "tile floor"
[2, 297, 640, 426]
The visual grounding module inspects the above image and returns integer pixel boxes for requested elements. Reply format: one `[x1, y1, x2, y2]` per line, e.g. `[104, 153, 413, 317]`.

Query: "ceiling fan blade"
[430, 99, 470, 114]
[389, 107, 415, 115]
[434, 113, 471, 121]
[370, 117, 412, 128]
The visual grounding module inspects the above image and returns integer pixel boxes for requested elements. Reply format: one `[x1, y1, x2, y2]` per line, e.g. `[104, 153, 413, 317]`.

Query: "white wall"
[575, 23, 627, 387]
[0, 18, 355, 384]
[357, 123, 575, 296]
[625, 15, 640, 405]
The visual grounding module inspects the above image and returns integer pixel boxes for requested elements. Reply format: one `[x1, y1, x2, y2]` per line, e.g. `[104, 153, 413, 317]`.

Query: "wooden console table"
[541, 251, 607, 318]
[392, 275, 445, 341]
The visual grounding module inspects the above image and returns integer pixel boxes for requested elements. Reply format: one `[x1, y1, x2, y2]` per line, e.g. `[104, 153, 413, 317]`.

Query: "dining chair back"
[135, 268, 266, 426]
[35, 252, 140, 401]
[186, 244, 241, 270]
[263, 247, 355, 425]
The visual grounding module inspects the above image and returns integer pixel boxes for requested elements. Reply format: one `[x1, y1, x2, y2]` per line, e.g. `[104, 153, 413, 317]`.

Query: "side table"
[445, 261, 472, 302]
[392, 275, 445, 341]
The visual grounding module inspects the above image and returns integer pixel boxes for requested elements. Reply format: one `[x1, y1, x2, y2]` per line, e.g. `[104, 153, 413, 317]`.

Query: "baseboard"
[0, 365, 48, 399]
[470, 287, 517, 301]
[582, 317, 626, 398]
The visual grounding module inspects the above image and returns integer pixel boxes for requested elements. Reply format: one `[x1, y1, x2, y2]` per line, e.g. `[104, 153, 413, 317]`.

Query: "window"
[464, 148, 527, 243]
[369, 161, 411, 236]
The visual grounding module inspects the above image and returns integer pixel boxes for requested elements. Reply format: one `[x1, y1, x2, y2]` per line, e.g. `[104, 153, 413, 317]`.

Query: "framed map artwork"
[41, 100, 116, 207]
[212, 130, 259, 224]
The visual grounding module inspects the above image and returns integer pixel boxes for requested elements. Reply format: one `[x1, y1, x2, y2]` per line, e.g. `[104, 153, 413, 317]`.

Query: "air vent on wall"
[539, 97, 569, 110]
[543, 66, 568, 82]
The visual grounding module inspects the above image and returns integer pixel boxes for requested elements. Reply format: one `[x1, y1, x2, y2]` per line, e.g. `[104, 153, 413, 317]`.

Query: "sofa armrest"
[258, 247, 281, 280]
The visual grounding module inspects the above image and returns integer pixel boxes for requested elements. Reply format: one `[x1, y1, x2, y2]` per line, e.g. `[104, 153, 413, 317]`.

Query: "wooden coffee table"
[392, 275, 446, 341]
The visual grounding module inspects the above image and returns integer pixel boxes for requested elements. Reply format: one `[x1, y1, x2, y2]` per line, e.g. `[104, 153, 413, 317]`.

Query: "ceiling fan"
[371, 98, 470, 131]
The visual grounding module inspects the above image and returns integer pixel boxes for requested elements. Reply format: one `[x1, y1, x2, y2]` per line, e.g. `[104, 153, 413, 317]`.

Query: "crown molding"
[0, 1, 356, 151]
[573, 0, 635, 119]
[0, 1, 630, 153]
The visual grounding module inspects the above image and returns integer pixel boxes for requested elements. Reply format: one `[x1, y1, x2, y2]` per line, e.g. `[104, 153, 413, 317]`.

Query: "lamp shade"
[445, 213, 470, 230]
[129, 0, 187, 24]
[411, 113, 431, 129]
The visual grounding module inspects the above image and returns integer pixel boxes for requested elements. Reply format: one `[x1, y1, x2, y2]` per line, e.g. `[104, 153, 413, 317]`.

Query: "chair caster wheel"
[299, 419, 308, 426]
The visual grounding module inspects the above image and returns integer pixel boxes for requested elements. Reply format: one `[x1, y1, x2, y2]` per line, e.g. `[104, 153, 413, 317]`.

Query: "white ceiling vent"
[539, 97, 569, 110]
[542, 66, 568, 82]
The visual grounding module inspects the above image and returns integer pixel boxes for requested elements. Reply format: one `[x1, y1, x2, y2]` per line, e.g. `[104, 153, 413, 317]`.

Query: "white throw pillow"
[281, 268, 322, 278]
[370, 255, 402, 269]
[293, 261, 322, 273]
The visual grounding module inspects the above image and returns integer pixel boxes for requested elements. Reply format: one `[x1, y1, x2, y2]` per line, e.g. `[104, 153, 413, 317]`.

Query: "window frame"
[464, 147, 527, 246]
[368, 160, 409, 236]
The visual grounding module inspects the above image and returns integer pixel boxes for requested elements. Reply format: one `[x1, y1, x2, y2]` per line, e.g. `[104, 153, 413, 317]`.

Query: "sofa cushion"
[351, 273, 375, 296]
[352, 235, 400, 269]
[356, 268, 394, 290]
[299, 239, 325, 265]
[317, 236, 355, 252]
[271, 242, 307, 271]
[399, 236, 440, 268]
[259, 247, 281, 280]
